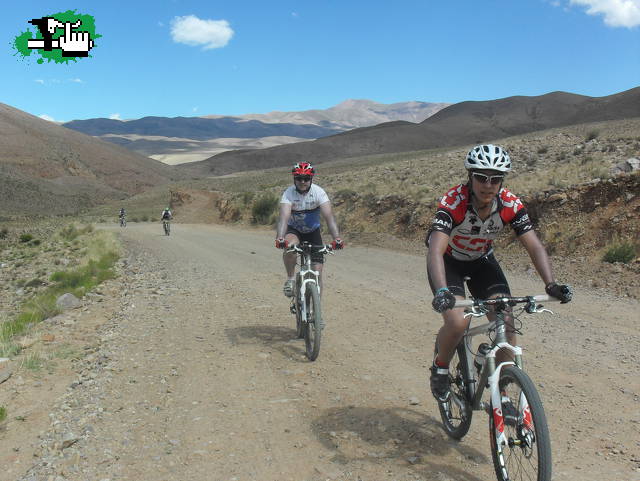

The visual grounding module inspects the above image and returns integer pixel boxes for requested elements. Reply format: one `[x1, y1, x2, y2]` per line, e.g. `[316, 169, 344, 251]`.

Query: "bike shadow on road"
[311, 406, 488, 480]
[224, 324, 308, 361]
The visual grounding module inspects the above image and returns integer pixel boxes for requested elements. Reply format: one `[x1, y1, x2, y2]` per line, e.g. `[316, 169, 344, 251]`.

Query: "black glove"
[545, 282, 573, 303]
[432, 287, 456, 313]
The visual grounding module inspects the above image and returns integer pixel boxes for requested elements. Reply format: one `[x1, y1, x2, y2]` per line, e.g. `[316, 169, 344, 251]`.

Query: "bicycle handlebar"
[454, 294, 560, 308]
[285, 243, 334, 254]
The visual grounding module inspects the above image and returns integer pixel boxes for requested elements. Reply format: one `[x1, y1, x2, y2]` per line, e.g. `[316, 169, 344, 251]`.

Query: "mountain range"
[61, 100, 449, 165]
[180, 87, 640, 177]
[2, 86, 639, 215]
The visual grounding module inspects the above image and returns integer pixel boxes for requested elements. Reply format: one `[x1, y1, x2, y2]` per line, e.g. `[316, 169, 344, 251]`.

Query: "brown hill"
[0, 103, 184, 215]
[181, 87, 640, 176]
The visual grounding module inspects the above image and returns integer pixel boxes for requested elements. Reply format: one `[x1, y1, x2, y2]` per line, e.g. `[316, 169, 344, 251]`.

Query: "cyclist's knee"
[442, 310, 467, 333]
[285, 233, 299, 245]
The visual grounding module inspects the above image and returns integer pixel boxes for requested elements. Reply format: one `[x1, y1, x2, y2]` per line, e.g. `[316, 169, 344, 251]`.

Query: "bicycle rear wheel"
[490, 365, 552, 481]
[303, 283, 322, 361]
[436, 342, 472, 439]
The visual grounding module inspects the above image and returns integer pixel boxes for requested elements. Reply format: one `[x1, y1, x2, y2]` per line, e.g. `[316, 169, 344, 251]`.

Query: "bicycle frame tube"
[464, 312, 524, 432]
[296, 252, 321, 321]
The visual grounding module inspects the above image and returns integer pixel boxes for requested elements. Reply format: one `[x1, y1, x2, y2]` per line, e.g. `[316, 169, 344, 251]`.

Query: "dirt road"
[7, 223, 640, 481]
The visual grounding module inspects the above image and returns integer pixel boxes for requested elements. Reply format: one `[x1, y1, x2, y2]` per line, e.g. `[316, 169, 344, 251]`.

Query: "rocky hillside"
[0, 103, 183, 215]
[181, 86, 640, 176]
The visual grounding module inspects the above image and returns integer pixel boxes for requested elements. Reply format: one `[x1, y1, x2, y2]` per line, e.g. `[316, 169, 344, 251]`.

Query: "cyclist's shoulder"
[437, 183, 469, 212]
[498, 187, 523, 203]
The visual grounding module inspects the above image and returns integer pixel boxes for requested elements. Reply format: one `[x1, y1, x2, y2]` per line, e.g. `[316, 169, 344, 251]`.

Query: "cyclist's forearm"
[527, 243, 555, 285]
[426, 250, 447, 290]
[325, 216, 340, 239]
[276, 218, 288, 239]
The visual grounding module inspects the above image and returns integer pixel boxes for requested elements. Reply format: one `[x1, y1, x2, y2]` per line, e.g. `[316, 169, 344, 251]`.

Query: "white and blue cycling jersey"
[280, 184, 330, 234]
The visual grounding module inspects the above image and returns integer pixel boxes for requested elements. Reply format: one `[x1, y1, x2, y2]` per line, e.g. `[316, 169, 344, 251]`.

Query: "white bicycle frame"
[287, 244, 331, 323]
[455, 295, 555, 450]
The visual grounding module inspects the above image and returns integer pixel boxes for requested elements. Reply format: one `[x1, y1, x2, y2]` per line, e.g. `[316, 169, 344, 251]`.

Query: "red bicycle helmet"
[292, 162, 315, 176]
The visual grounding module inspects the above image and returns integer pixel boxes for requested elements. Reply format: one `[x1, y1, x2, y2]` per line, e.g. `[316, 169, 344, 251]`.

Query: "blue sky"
[2, 0, 639, 122]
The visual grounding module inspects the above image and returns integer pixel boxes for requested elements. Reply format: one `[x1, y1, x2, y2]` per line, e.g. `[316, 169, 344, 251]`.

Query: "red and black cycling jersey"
[427, 183, 533, 261]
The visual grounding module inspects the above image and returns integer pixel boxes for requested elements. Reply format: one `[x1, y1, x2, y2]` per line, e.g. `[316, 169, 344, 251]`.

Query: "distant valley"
[62, 100, 449, 164]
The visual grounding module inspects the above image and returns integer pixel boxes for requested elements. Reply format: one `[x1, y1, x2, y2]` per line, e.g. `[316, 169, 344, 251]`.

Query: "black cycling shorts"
[428, 252, 510, 299]
[285, 226, 324, 264]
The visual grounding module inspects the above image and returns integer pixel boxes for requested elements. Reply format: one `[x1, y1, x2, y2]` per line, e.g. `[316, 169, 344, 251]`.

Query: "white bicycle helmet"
[464, 144, 511, 172]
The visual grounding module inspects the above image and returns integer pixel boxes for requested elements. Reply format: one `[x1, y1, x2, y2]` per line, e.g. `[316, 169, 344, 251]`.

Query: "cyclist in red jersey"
[426, 144, 572, 402]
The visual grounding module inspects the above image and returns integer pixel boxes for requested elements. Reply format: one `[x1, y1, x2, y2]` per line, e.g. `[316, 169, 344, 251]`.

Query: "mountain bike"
[435, 294, 560, 481]
[119, 216, 126, 227]
[162, 219, 171, 236]
[286, 242, 335, 361]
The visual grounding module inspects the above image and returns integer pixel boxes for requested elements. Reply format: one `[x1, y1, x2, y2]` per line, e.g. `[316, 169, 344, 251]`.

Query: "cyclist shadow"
[224, 325, 307, 360]
[311, 406, 488, 480]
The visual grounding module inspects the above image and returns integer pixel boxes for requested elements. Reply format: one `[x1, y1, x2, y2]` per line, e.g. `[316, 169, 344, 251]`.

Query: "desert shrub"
[30, 239, 41, 246]
[556, 151, 567, 161]
[603, 241, 636, 264]
[336, 188, 357, 197]
[19, 234, 33, 243]
[24, 278, 45, 288]
[251, 194, 279, 224]
[586, 130, 599, 141]
[242, 191, 255, 206]
[59, 225, 79, 241]
[141, 215, 149, 222]
[0, 406, 6, 423]
[537, 146, 549, 154]
[0, 228, 8, 239]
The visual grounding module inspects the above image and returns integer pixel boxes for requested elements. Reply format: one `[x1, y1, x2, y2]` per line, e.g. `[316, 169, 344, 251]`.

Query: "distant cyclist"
[275, 162, 343, 297]
[119, 207, 126, 226]
[161, 207, 172, 221]
[426, 144, 572, 403]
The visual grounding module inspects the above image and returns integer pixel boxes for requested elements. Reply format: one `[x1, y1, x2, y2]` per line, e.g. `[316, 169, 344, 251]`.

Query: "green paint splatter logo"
[13, 10, 100, 64]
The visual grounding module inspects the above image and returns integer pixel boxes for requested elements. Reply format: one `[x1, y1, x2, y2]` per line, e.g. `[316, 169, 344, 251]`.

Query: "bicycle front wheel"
[490, 365, 552, 481]
[303, 283, 322, 361]
[436, 342, 472, 439]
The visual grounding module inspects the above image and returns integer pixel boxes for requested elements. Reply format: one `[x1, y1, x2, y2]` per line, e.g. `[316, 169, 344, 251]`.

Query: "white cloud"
[39, 114, 56, 122]
[570, 0, 640, 27]
[192, 107, 199, 112]
[170, 15, 234, 49]
[292, 12, 299, 18]
[69, 78, 83, 83]
[109, 113, 122, 120]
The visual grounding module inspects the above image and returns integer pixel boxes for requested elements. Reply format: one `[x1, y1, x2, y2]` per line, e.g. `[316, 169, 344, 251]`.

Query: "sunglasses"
[472, 172, 505, 185]
[294, 176, 312, 182]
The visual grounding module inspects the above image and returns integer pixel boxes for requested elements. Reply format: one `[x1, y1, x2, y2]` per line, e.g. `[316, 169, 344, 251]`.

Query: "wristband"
[436, 287, 450, 294]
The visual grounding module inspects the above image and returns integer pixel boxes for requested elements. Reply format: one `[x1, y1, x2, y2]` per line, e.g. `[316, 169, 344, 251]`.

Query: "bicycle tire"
[436, 342, 473, 440]
[490, 365, 552, 481]
[303, 283, 322, 361]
